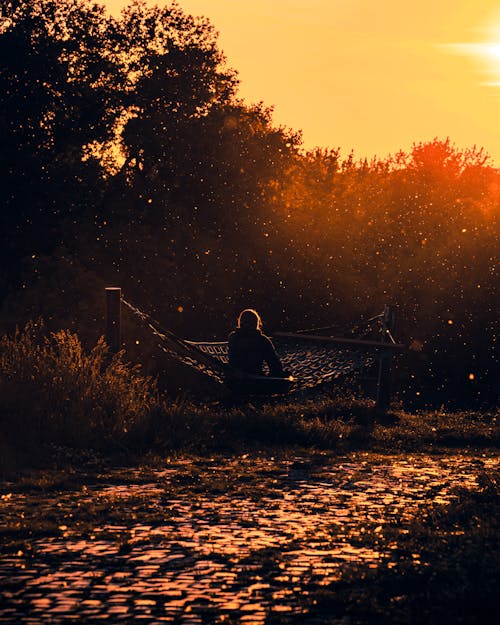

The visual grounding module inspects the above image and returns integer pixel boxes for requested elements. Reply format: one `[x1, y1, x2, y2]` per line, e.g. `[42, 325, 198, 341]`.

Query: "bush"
[0, 320, 160, 449]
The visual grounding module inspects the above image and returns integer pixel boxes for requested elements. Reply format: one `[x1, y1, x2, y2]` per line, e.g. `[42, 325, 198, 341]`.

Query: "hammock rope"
[121, 298, 394, 391]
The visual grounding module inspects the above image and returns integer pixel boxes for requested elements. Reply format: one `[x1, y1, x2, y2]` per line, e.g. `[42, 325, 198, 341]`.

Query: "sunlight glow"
[447, 41, 500, 85]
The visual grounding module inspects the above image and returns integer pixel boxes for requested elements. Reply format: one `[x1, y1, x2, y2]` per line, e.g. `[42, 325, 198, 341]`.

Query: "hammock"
[122, 299, 399, 393]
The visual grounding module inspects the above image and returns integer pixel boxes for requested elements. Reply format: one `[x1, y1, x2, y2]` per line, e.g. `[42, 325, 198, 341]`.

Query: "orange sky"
[104, 0, 500, 164]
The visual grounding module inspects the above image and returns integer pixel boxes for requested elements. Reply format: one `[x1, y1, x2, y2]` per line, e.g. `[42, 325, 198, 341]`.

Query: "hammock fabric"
[123, 299, 379, 392]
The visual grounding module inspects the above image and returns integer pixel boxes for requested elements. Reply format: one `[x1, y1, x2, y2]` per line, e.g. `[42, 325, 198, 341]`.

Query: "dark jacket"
[228, 328, 284, 377]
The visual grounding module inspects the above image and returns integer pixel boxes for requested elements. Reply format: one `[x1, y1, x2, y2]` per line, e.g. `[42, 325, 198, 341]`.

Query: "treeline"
[0, 0, 497, 406]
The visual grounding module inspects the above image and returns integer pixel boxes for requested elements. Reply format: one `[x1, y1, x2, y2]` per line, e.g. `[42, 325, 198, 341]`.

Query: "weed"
[0, 320, 160, 456]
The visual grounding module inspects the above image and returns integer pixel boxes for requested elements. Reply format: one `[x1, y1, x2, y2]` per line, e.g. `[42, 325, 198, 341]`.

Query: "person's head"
[237, 308, 262, 331]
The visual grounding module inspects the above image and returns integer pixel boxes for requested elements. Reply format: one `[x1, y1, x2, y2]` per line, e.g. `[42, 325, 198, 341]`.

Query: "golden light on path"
[2, 453, 498, 621]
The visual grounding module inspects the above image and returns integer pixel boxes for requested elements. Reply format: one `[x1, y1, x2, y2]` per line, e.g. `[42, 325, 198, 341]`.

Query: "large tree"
[95, 1, 301, 331]
[0, 0, 118, 298]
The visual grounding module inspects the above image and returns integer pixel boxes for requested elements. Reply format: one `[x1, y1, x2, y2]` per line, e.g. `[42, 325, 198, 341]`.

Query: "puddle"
[0, 452, 497, 623]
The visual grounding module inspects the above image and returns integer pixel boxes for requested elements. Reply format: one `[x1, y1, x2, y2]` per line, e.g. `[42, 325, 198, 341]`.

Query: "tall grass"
[0, 320, 160, 451]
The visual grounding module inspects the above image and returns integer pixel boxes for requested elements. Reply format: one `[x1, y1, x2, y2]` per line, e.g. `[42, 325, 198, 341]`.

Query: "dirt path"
[0, 450, 498, 624]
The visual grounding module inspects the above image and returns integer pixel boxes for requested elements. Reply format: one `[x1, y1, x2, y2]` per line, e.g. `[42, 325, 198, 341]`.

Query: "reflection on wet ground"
[0, 451, 497, 623]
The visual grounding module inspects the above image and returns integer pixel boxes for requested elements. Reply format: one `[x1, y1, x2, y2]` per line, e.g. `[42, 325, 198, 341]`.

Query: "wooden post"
[376, 305, 396, 410]
[105, 287, 121, 353]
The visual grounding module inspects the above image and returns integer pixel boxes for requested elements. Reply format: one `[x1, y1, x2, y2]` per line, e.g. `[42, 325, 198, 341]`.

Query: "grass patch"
[301, 468, 500, 625]
[0, 322, 497, 477]
[148, 398, 498, 455]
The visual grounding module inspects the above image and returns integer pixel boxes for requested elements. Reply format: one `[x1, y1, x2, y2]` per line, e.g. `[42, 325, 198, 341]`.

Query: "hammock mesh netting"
[186, 339, 372, 389]
[122, 299, 384, 391]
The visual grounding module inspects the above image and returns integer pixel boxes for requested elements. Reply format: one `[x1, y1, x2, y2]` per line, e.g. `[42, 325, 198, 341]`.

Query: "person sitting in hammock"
[226, 309, 291, 395]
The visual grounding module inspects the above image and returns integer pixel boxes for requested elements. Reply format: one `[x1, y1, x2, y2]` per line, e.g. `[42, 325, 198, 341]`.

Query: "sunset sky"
[105, 0, 500, 164]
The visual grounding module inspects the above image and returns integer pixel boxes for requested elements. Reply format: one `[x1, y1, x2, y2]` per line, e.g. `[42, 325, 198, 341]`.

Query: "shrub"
[0, 320, 160, 449]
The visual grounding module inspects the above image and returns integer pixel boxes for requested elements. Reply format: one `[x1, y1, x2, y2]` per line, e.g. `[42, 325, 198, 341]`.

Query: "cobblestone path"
[0, 451, 497, 624]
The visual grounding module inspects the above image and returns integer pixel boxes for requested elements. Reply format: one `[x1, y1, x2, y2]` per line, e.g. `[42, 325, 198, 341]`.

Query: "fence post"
[105, 287, 121, 353]
[376, 305, 396, 410]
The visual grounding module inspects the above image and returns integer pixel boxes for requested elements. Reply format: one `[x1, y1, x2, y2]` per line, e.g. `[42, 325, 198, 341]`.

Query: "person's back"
[228, 309, 283, 377]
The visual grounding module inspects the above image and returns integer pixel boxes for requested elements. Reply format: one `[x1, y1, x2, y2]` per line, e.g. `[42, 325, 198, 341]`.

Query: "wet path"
[0, 451, 497, 624]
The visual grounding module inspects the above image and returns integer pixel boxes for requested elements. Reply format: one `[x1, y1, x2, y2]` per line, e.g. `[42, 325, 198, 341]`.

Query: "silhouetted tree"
[0, 0, 118, 297]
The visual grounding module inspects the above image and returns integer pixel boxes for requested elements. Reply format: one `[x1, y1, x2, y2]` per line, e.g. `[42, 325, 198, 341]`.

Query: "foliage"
[269, 139, 498, 405]
[0, 0, 118, 298]
[0, 320, 160, 448]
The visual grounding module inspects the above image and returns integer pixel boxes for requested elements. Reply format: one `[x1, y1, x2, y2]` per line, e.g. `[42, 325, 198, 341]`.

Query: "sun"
[446, 40, 500, 86]
[480, 42, 500, 61]
[471, 42, 500, 85]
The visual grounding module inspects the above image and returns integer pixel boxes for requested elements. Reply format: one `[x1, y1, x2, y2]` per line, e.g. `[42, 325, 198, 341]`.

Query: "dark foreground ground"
[1, 446, 498, 625]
